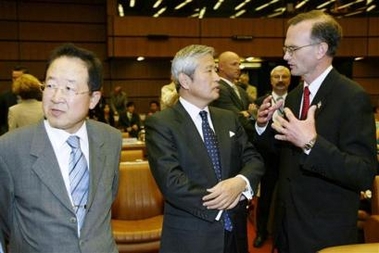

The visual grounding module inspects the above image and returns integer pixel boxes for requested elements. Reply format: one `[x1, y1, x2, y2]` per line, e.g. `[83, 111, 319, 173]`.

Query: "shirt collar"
[304, 65, 333, 96]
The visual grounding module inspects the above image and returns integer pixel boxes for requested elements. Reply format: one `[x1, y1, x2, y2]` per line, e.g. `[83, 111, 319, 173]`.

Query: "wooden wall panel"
[369, 17, 379, 36]
[337, 38, 368, 57]
[110, 59, 171, 79]
[0, 42, 20, 60]
[201, 38, 284, 57]
[0, 1, 17, 19]
[339, 18, 368, 36]
[19, 23, 106, 42]
[112, 38, 201, 57]
[112, 16, 200, 36]
[18, 2, 105, 23]
[368, 38, 379, 56]
[0, 21, 18, 40]
[201, 18, 285, 37]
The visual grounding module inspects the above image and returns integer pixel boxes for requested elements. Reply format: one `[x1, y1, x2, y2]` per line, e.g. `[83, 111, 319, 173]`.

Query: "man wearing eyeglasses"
[255, 10, 376, 253]
[0, 43, 122, 253]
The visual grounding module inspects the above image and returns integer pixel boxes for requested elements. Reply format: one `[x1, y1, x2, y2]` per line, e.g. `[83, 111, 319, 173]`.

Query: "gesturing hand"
[271, 105, 317, 149]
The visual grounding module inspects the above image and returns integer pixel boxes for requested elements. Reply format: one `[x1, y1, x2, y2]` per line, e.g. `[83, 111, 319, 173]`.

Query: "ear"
[178, 73, 191, 90]
[89, 91, 101, 110]
[316, 42, 328, 59]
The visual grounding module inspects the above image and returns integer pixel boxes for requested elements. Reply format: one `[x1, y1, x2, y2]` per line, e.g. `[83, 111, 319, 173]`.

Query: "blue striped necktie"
[67, 135, 89, 229]
[199, 110, 233, 231]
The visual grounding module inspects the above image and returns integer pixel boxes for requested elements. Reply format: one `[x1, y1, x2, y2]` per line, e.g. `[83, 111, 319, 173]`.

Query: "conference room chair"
[111, 161, 164, 253]
[120, 149, 144, 162]
[364, 175, 379, 243]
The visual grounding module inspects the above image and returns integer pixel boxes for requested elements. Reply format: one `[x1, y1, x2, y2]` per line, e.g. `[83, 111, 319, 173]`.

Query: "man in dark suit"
[253, 65, 291, 248]
[119, 101, 141, 137]
[255, 10, 377, 253]
[0, 43, 122, 253]
[211, 51, 256, 142]
[145, 44, 265, 253]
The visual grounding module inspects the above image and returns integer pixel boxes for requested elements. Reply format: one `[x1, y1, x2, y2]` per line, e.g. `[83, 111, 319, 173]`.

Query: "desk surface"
[318, 243, 379, 253]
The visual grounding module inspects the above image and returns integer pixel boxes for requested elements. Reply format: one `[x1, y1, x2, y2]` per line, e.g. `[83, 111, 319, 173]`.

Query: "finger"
[283, 107, 295, 120]
[306, 105, 317, 121]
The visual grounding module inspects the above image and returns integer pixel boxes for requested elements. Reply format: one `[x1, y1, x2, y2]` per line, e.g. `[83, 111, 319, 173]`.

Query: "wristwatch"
[303, 136, 317, 151]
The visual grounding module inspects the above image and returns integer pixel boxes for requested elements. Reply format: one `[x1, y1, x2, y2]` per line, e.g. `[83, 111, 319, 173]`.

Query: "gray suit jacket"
[145, 102, 264, 253]
[0, 119, 122, 253]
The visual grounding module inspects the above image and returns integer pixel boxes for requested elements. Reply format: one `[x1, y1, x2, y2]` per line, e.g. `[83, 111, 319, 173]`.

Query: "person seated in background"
[119, 101, 140, 137]
[8, 73, 44, 131]
[147, 100, 160, 116]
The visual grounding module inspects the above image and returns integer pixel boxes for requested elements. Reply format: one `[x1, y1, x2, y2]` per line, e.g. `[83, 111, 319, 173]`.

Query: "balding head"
[217, 51, 241, 82]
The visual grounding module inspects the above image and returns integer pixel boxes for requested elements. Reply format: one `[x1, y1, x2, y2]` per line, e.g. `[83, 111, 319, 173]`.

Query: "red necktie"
[300, 86, 310, 120]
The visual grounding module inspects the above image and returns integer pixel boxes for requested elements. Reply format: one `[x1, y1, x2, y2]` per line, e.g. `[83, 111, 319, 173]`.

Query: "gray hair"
[171, 44, 215, 90]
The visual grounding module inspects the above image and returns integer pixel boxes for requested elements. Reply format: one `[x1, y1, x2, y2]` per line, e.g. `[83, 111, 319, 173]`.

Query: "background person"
[252, 65, 291, 248]
[8, 73, 44, 130]
[0, 66, 28, 135]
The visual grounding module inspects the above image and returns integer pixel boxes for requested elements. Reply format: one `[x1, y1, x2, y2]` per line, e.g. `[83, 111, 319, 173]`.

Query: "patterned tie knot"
[67, 135, 80, 150]
[199, 110, 207, 121]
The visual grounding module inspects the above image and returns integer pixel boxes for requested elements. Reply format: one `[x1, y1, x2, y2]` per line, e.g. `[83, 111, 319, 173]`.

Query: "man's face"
[185, 54, 220, 106]
[42, 56, 100, 134]
[283, 20, 320, 81]
[219, 53, 241, 81]
[271, 69, 291, 93]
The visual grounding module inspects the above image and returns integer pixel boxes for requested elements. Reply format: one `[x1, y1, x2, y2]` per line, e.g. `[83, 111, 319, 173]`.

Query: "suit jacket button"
[70, 217, 77, 223]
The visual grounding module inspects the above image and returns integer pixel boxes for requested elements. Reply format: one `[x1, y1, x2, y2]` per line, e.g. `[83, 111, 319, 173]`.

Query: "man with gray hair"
[145, 44, 264, 253]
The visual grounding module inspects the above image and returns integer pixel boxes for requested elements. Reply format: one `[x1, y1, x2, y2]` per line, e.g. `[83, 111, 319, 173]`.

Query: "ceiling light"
[213, 0, 224, 10]
[118, 4, 124, 17]
[367, 4, 376, 11]
[137, 56, 145, 61]
[153, 7, 167, 17]
[255, 3, 270, 11]
[296, 0, 309, 9]
[175, 0, 192, 10]
[130, 0, 135, 8]
[199, 7, 206, 19]
[234, 9, 246, 18]
[153, 0, 162, 8]
[317, 0, 336, 9]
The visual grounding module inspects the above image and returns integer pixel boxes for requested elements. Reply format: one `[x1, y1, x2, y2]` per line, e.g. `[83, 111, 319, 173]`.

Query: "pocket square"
[229, 131, 235, 137]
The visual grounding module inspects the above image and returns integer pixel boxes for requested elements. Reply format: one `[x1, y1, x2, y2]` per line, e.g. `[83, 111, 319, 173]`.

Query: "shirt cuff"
[236, 174, 253, 200]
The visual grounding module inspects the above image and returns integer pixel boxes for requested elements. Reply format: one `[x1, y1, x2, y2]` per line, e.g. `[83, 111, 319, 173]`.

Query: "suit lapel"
[174, 103, 219, 183]
[209, 107, 231, 179]
[30, 122, 73, 212]
[85, 121, 106, 210]
[219, 79, 245, 110]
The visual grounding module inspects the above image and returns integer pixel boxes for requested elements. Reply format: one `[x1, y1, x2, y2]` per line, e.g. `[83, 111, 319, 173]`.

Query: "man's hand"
[271, 105, 317, 148]
[202, 177, 246, 210]
[256, 95, 283, 127]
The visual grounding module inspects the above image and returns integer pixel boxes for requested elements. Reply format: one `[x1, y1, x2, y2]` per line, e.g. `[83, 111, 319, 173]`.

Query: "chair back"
[371, 175, 379, 215]
[112, 161, 163, 220]
[120, 149, 144, 162]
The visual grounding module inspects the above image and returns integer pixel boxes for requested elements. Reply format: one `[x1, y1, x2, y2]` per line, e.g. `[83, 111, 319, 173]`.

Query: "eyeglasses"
[41, 82, 90, 97]
[282, 43, 320, 56]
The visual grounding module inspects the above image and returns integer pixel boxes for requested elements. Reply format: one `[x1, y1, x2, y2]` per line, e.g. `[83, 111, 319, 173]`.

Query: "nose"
[283, 51, 290, 61]
[50, 88, 66, 102]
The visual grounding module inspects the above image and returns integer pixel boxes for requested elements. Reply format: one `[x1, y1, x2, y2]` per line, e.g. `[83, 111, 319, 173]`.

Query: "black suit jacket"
[145, 102, 264, 253]
[211, 79, 255, 142]
[257, 68, 377, 252]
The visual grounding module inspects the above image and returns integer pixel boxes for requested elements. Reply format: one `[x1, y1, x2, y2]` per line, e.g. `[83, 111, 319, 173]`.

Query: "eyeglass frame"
[282, 42, 320, 56]
[41, 82, 91, 97]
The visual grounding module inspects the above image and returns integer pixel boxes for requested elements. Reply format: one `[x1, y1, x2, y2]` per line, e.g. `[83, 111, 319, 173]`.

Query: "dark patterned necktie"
[300, 86, 310, 120]
[199, 110, 233, 231]
[67, 135, 89, 229]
